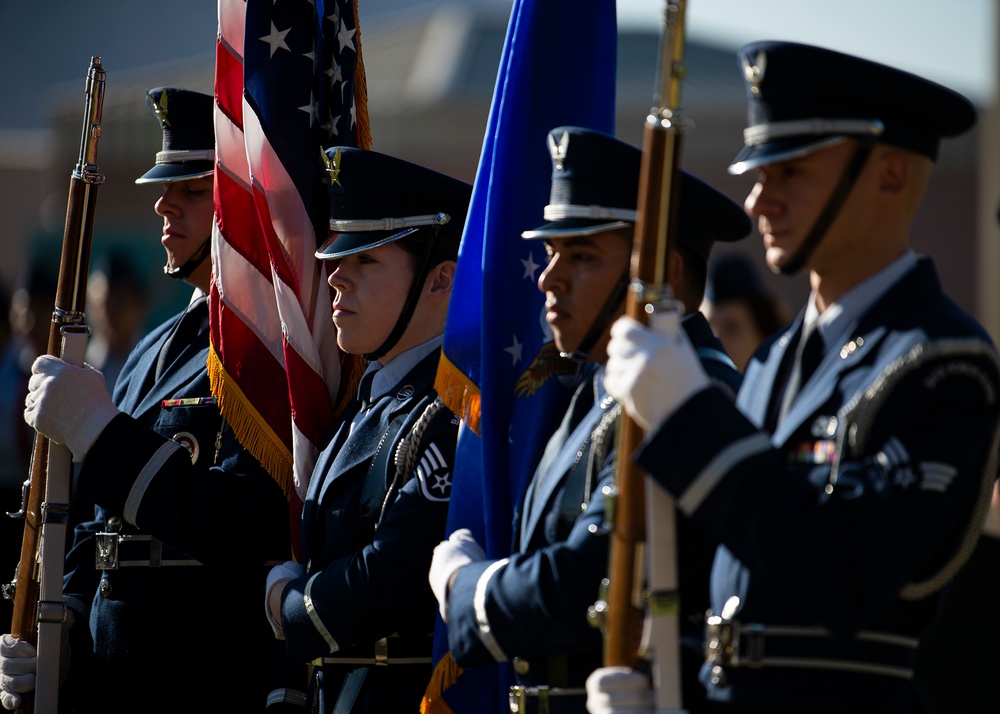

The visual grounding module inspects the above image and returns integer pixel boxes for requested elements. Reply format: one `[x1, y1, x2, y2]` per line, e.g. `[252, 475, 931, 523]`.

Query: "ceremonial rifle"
[594, 2, 689, 711]
[6, 57, 106, 714]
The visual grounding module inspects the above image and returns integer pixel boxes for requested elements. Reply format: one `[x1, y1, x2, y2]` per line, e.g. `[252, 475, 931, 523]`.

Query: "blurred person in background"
[0, 259, 58, 623]
[702, 253, 789, 373]
[84, 250, 151, 393]
[0, 279, 9, 353]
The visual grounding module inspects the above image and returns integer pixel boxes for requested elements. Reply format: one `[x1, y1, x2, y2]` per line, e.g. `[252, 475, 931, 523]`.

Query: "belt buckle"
[705, 615, 765, 670]
[705, 596, 765, 686]
[508, 686, 553, 714]
[705, 612, 738, 668]
[508, 685, 527, 713]
[374, 637, 388, 666]
[95, 532, 119, 570]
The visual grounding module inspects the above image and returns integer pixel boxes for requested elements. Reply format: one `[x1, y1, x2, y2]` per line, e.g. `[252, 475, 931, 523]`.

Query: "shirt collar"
[361, 333, 443, 403]
[804, 249, 917, 351]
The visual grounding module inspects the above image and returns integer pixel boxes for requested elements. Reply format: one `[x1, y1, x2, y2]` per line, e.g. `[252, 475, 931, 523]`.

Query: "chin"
[335, 333, 361, 356]
[765, 247, 790, 273]
[550, 327, 569, 353]
[552, 338, 571, 355]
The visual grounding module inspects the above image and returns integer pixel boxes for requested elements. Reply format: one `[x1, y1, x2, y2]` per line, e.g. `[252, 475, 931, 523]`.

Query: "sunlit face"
[536, 230, 631, 361]
[743, 141, 871, 276]
[703, 300, 763, 374]
[326, 241, 415, 358]
[153, 176, 214, 289]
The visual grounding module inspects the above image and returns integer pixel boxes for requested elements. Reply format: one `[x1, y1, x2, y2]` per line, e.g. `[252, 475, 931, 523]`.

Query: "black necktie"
[798, 326, 825, 388]
[777, 323, 824, 424]
[156, 296, 208, 380]
[357, 369, 377, 410]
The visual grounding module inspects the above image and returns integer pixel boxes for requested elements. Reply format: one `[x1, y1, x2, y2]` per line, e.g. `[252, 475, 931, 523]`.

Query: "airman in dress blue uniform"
[590, 42, 1000, 714]
[263, 147, 471, 714]
[8, 87, 290, 713]
[428, 127, 752, 713]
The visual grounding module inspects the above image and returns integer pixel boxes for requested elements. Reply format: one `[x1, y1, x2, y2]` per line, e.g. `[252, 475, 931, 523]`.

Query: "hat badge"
[322, 146, 343, 186]
[148, 89, 171, 127]
[742, 50, 767, 95]
[548, 130, 571, 172]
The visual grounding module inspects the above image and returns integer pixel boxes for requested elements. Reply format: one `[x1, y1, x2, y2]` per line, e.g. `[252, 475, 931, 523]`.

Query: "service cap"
[135, 87, 215, 184]
[728, 41, 976, 175]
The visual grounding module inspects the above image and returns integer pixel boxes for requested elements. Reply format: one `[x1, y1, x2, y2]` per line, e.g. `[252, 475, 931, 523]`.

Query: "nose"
[537, 253, 565, 294]
[744, 180, 778, 222]
[327, 261, 348, 292]
[155, 185, 179, 218]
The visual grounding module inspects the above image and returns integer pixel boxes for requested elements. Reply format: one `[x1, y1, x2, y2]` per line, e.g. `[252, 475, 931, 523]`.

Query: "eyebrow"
[545, 236, 600, 250]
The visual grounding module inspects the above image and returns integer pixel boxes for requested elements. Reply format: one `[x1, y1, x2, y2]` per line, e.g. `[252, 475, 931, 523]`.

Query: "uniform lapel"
[314, 349, 439, 508]
[738, 320, 799, 429]
[771, 260, 938, 445]
[132, 336, 211, 419]
[116, 321, 174, 414]
[520, 381, 604, 546]
[771, 324, 886, 445]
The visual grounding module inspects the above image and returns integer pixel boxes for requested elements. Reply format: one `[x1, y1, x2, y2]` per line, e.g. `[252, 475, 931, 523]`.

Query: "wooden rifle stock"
[602, 0, 689, 694]
[8, 57, 105, 714]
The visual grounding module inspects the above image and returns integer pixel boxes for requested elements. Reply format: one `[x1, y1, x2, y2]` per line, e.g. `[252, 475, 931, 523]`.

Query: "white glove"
[428, 528, 486, 622]
[0, 635, 35, 711]
[265, 561, 305, 640]
[24, 355, 121, 463]
[0, 610, 75, 711]
[604, 313, 709, 433]
[585, 666, 655, 714]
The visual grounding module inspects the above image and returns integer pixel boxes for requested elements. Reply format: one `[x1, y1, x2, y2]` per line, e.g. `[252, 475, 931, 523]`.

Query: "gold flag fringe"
[419, 651, 462, 714]
[434, 352, 481, 435]
[353, 2, 372, 151]
[208, 346, 294, 498]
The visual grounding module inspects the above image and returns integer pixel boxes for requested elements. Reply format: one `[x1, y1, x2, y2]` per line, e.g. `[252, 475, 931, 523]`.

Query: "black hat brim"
[521, 218, 632, 240]
[315, 227, 420, 260]
[728, 135, 850, 175]
[135, 161, 215, 185]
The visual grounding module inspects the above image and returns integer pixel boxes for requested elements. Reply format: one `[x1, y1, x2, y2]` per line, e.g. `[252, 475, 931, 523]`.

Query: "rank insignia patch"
[416, 442, 451, 502]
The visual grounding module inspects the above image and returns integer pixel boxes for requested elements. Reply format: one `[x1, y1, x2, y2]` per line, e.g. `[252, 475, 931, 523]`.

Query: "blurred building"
[0, 0, 985, 333]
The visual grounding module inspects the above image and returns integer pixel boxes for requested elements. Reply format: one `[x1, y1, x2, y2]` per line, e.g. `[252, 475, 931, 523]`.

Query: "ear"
[876, 149, 909, 196]
[668, 248, 684, 291]
[426, 260, 456, 296]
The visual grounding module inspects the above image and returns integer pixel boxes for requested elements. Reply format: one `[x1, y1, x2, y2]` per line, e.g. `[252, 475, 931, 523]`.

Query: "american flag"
[212, 0, 368, 554]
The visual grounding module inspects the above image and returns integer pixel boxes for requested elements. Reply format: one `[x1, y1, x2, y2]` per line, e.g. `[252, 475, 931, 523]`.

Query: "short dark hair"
[395, 224, 460, 270]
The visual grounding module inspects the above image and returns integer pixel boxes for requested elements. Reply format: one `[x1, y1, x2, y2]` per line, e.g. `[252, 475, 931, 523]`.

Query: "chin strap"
[362, 228, 439, 361]
[163, 237, 211, 281]
[776, 142, 874, 276]
[559, 272, 630, 364]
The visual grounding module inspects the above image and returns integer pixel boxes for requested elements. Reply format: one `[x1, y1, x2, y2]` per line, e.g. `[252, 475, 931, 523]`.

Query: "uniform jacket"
[446, 312, 741, 710]
[636, 258, 1000, 712]
[61, 300, 290, 714]
[278, 347, 458, 714]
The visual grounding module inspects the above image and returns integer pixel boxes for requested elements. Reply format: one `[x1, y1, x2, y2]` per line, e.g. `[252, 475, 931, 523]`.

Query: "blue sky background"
[619, 0, 996, 104]
[3, 1, 994, 130]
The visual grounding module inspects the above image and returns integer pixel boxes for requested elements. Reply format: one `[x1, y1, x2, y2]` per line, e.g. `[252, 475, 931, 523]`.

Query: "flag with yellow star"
[425, 0, 617, 711]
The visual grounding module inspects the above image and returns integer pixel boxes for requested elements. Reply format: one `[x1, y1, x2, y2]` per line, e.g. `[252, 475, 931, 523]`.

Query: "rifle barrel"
[603, 0, 688, 682]
[9, 57, 105, 714]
